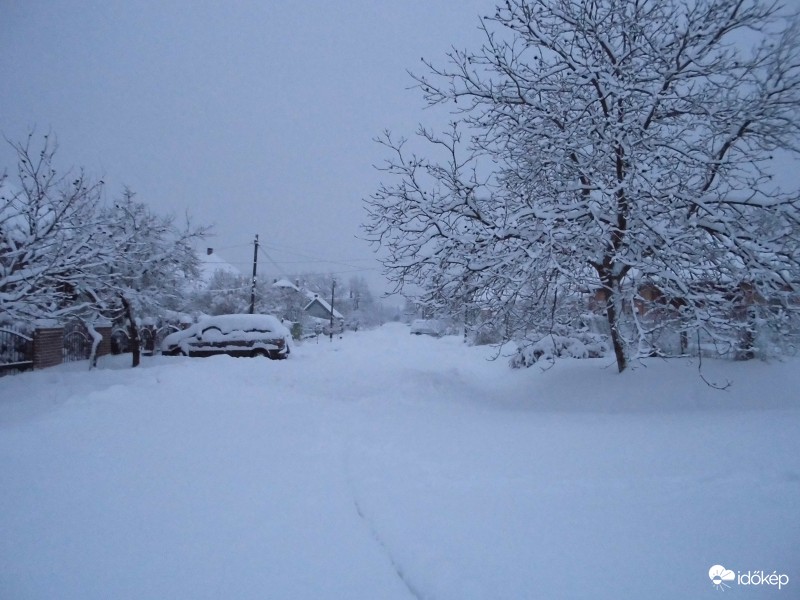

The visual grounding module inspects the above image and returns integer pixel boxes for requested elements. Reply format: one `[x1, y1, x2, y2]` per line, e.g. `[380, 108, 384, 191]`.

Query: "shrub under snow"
[510, 332, 610, 368]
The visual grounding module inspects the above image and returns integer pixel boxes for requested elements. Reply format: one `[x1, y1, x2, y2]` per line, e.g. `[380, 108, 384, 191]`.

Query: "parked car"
[161, 314, 291, 359]
[409, 319, 445, 337]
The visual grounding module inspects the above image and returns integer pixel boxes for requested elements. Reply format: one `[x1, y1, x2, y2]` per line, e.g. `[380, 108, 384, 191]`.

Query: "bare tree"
[365, 0, 800, 372]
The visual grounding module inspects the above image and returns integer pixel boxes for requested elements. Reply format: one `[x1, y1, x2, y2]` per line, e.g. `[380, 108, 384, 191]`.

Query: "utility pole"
[329, 278, 336, 342]
[249, 234, 259, 314]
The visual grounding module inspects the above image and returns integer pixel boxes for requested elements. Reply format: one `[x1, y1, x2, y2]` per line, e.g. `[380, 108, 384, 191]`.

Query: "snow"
[190, 313, 288, 335]
[1, 323, 798, 599]
[272, 278, 300, 291]
[196, 249, 240, 284]
[162, 314, 289, 345]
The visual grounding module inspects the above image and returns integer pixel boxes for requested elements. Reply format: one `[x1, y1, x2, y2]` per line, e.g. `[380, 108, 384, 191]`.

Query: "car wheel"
[252, 349, 269, 358]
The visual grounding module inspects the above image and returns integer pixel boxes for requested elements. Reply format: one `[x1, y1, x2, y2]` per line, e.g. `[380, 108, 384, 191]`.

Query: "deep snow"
[0, 323, 797, 599]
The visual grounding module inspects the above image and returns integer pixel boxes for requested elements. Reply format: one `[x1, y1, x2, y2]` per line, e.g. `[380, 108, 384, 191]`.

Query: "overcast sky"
[4, 1, 799, 300]
[1, 0, 491, 295]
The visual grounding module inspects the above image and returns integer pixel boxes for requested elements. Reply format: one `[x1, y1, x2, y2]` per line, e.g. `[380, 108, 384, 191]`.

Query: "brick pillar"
[33, 327, 65, 370]
[95, 326, 113, 358]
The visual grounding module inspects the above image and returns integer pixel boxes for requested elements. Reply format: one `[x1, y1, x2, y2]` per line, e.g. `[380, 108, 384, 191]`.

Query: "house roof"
[196, 249, 240, 284]
[272, 278, 300, 291]
[303, 294, 344, 319]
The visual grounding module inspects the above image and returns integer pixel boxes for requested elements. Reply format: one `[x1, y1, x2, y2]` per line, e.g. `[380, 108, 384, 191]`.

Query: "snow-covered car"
[409, 319, 445, 337]
[161, 314, 291, 359]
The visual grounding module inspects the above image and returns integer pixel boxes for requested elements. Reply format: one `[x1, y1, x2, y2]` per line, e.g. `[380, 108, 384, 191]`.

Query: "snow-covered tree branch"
[0, 134, 107, 321]
[1, 135, 209, 367]
[365, 0, 800, 372]
[91, 189, 208, 367]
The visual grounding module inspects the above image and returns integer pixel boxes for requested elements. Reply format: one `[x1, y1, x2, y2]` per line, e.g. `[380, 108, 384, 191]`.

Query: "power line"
[210, 242, 252, 252]
[318, 267, 379, 275]
[204, 240, 381, 278]
[258, 239, 332, 258]
[258, 245, 293, 280]
[258, 242, 376, 272]
[246, 258, 374, 265]
[214, 258, 377, 267]
[202, 286, 252, 293]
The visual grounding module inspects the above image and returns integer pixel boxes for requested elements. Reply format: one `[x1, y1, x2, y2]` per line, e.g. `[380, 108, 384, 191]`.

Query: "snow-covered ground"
[1, 323, 797, 599]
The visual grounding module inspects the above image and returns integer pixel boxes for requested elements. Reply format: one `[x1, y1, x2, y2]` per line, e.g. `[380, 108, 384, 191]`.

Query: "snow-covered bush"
[510, 332, 610, 369]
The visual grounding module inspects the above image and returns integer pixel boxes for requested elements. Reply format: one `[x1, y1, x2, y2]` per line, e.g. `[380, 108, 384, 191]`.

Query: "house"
[268, 279, 345, 331]
[272, 278, 301, 293]
[269, 279, 306, 322]
[197, 248, 240, 284]
[587, 278, 798, 358]
[304, 293, 344, 322]
[269, 278, 344, 322]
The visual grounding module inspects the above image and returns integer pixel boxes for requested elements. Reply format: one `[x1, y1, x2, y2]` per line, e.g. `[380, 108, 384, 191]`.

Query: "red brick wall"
[33, 328, 64, 370]
[95, 326, 112, 358]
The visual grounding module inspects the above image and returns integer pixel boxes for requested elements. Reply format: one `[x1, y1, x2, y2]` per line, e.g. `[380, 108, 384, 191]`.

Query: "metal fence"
[0, 325, 34, 376]
[110, 324, 180, 356]
[63, 321, 92, 363]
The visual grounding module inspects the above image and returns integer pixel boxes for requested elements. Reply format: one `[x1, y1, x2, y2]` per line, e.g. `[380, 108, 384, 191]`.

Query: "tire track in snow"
[343, 439, 430, 600]
[351, 494, 429, 600]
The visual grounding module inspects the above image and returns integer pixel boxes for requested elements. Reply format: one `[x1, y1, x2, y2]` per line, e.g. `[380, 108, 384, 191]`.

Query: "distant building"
[304, 293, 344, 322]
[272, 278, 301, 292]
[195, 248, 240, 287]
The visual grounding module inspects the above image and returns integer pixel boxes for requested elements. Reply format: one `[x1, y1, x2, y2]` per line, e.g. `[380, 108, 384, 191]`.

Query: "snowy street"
[1, 323, 798, 599]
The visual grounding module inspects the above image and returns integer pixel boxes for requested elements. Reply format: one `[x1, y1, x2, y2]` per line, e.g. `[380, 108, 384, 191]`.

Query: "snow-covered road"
[1, 323, 798, 599]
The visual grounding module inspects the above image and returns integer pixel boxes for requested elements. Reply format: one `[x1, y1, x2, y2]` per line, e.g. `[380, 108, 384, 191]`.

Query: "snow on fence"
[0, 324, 114, 377]
[0, 326, 34, 376]
[110, 324, 174, 356]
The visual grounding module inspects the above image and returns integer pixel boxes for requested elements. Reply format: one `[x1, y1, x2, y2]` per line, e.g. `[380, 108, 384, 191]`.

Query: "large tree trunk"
[605, 298, 627, 373]
[120, 295, 141, 368]
[600, 274, 627, 373]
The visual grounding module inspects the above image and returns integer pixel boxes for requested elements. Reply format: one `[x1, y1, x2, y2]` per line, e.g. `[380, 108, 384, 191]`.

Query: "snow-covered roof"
[196, 249, 240, 283]
[273, 278, 300, 291]
[304, 293, 344, 320]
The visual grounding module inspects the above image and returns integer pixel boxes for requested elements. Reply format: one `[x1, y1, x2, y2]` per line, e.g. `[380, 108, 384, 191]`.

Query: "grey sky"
[1, 1, 489, 294]
[4, 1, 798, 298]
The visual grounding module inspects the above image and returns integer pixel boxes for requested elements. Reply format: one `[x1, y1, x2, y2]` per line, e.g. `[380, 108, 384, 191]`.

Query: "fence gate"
[63, 321, 92, 362]
[140, 326, 155, 356]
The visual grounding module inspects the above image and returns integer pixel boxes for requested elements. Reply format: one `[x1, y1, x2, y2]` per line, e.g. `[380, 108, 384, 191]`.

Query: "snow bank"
[0, 323, 797, 599]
